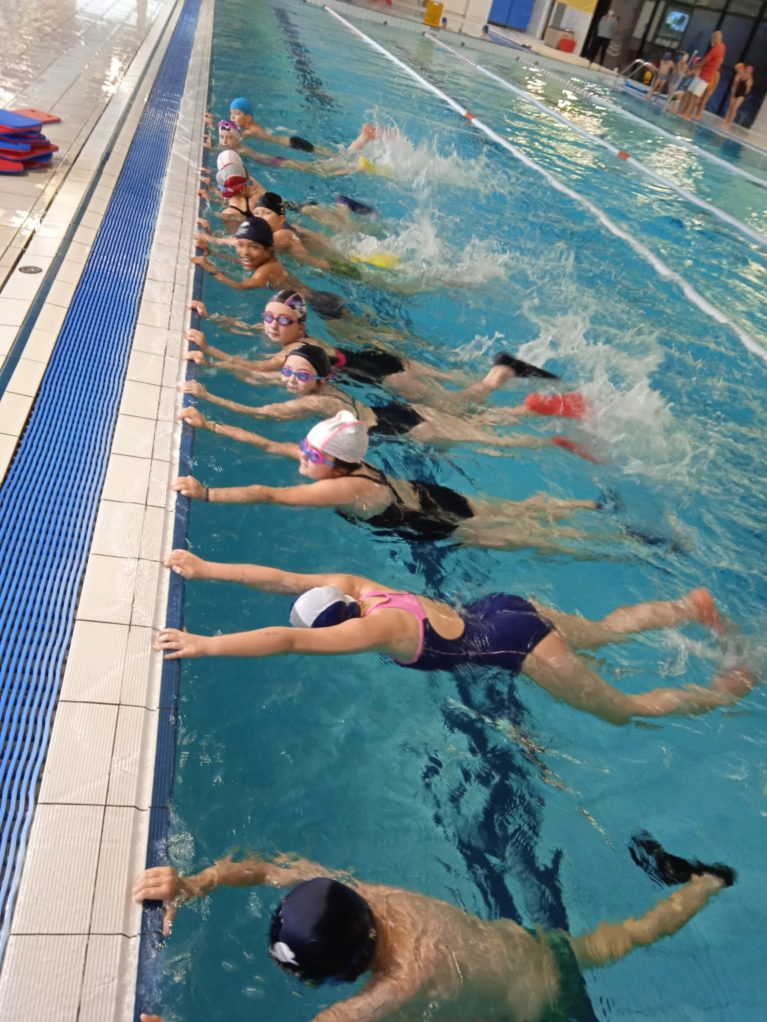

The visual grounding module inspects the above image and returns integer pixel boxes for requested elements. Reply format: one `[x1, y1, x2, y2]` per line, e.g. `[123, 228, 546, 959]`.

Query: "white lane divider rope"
[461, 33, 767, 189]
[322, 5, 764, 361]
[428, 33, 767, 251]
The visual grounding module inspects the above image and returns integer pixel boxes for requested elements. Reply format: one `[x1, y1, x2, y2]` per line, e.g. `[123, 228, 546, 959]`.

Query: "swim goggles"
[282, 366, 323, 383]
[263, 311, 298, 327]
[299, 438, 335, 465]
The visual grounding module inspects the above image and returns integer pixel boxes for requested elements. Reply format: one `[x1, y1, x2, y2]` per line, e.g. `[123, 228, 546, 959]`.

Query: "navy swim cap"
[235, 217, 274, 248]
[286, 343, 332, 379]
[269, 878, 376, 983]
[255, 191, 286, 217]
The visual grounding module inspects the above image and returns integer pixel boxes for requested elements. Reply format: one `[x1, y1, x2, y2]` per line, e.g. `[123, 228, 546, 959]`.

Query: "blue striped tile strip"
[0, 0, 200, 957]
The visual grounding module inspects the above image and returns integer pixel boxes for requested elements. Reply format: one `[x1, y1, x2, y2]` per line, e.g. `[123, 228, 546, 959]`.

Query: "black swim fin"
[629, 831, 736, 888]
[494, 351, 560, 380]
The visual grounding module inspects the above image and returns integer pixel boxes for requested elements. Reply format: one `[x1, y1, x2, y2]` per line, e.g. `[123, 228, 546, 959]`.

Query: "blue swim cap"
[269, 878, 376, 983]
[230, 96, 253, 116]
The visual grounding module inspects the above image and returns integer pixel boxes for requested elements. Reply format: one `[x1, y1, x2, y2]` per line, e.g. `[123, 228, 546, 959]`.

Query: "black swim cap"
[286, 343, 332, 379]
[235, 216, 274, 248]
[256, 191, 286, 217]
[269, 878, 376, 984]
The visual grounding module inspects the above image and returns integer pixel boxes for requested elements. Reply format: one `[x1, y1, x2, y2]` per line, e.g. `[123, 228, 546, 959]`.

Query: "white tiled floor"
[0, 0, 214, 1019]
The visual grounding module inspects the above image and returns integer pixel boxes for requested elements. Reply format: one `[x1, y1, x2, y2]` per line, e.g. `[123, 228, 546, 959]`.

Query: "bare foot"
[710, 667, 757, 698]
[685, 588, 728, 634]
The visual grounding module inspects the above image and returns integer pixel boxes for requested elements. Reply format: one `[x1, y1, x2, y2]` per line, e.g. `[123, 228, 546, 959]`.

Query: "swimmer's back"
[359, 883, 560, 1021]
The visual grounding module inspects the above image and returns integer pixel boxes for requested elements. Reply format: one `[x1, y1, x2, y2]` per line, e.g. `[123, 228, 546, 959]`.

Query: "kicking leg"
[571, 873, 726, 969]
[523, 631, 753, 725]
[573, 831, 734, 968]
[531, 588, 727, 650]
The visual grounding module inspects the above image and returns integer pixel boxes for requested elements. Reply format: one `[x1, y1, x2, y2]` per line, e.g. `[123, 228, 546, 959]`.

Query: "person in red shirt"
[679, 31, 726, 120]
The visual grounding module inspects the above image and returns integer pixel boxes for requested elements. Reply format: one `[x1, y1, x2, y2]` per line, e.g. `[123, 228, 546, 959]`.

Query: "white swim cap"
[305, 411, 368, 464]
[217, 149, 245, 175]
[216, 150, 248, 196]
[290, 586, 360, 628]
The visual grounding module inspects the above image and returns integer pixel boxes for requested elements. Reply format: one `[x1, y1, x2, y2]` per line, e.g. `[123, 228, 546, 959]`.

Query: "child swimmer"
[181, 342, 592, 458]
[156, 547, 754, 724]
[136, 832, 735, 1022]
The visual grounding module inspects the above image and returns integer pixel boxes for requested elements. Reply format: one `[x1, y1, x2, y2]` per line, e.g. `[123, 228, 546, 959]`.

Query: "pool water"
[156, 2, 767, 1018]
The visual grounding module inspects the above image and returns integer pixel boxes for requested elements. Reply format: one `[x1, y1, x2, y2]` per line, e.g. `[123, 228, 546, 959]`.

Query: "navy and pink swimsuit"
[364, 591, 553, 676]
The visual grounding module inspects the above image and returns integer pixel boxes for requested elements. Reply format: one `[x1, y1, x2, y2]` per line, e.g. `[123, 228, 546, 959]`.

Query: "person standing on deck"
[590, 9, 617, 68]
[678, 31, 726, 121]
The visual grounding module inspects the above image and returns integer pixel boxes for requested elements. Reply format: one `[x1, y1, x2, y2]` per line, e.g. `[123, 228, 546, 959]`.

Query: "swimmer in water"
[192, 217, 293, 291]
[195, 190, 356, 275]
[180, 342, 588, 457]
[192, 228, 351, 321]
[135, 833, 735, 1022]
[221, 97, 327, 154]
[171, 410, 609, 555]
[187, 290, 554, 409]
[200, 149, 268, 225]
[156, 549, 753, 724]
[214, 116, 378, 176]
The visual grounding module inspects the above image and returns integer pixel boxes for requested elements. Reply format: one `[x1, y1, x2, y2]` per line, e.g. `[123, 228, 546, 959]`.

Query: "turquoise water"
[157, 2, 767, 1019]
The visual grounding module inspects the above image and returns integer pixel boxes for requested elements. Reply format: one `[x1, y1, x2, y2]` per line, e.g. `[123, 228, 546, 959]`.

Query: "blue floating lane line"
[0, 0, 201, 956]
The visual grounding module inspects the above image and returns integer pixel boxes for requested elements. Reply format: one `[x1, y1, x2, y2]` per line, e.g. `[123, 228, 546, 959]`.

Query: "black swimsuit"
[336, 392, 424, 440]
[369, 400, 424, 437]
[734, 78, 749, 99]
[338, 465, 474, 541]
[226, 193, 260, 217]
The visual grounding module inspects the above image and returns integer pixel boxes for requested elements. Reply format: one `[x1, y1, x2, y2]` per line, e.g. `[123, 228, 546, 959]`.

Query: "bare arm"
[188, 386, 319, 421]
[156, 612, 401, 659]
[312, 972, 421, 1022]
[164, 548, 372, 597]
[133, 855, 331, 935]
[180, 406, 306, 448]
[192, 255, 269, 290]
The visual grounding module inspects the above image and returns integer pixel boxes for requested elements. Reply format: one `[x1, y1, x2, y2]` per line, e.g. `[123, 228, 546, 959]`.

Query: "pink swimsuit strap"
[362, 591, 426, 665]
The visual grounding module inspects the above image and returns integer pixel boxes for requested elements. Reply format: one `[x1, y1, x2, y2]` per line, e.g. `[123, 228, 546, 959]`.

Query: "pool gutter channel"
[0, 1, 212, 1019]
[0, 0, 183, 433]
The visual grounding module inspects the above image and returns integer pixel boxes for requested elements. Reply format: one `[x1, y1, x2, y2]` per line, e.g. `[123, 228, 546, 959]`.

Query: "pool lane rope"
[322, 5, 765, 363]
[458, 33, 767, 188]
[428, 33, 767, 252]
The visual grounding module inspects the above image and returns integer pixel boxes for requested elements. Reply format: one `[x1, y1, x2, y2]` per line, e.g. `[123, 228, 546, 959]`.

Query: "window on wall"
[679, 8, 719, 55]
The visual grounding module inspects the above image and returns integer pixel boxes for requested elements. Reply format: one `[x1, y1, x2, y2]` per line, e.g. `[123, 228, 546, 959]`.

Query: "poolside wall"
[0, 0, 213, 1018]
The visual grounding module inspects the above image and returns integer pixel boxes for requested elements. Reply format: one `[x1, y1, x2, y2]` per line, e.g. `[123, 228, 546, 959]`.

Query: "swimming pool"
[144, 2, 767, 1018]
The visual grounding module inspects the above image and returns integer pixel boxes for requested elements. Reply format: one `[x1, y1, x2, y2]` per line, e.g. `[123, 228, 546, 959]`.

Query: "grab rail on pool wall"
[618, 59, 656, 92]
[323, 5, 765, 363]
[427, 34, 767, 251]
